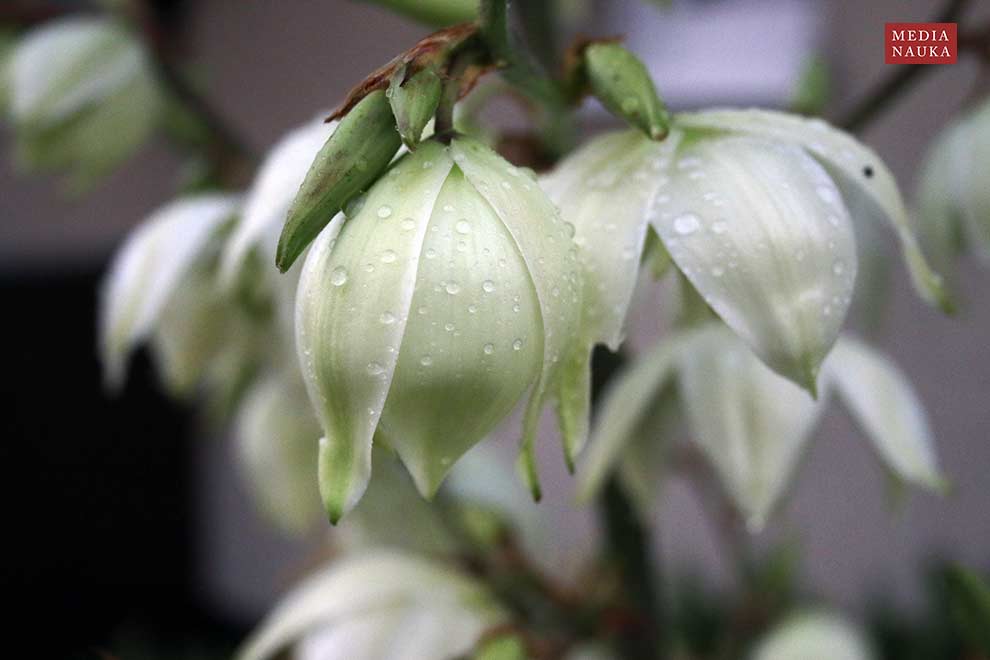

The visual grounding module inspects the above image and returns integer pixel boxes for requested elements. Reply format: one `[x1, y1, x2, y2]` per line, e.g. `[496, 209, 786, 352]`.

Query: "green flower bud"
[577, 323, 945, 530]
[584, 42, 670, 141]
[277, 89, 402, 272]
[295, 137, 580, 522]
[918, 98, 990, 289]
[238, 551, 506, 660]
[388, 66, 441, 150]
[4, 16, 161, 189]
[544, 109, 948, 461]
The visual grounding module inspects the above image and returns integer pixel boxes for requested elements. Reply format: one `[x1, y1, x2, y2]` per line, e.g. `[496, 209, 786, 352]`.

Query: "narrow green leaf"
[276, 89, 401, 272]
[584, 42, 669, 140]
[388, 66, 441, 150]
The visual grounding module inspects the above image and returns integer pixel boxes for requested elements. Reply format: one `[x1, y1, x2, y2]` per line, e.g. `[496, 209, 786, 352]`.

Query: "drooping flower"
[917, 97, 990, 287]
[237, 551, 506, 660]
[753, 611, 874, 660]
[99, 194, 262, 399]
[295, 137, 580, 521]
[577, 322, 945, 530]
[3, 16, 161, 189]
[543, 109, 949, 462]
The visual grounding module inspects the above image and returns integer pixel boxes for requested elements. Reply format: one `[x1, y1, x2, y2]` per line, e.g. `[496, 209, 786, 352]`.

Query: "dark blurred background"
[2, 0, 989, 657]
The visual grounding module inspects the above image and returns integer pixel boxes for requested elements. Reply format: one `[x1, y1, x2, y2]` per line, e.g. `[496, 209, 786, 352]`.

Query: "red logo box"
[885, 22, 957, 64]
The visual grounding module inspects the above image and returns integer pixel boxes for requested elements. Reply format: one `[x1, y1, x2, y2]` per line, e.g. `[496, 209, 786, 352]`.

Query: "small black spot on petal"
[863, 165, 874, 178]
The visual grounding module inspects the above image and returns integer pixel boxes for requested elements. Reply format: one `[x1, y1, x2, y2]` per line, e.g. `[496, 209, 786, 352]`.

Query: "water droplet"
[330, 267, 348, 286]
[418, 306, 428, 315]
[564, 221, 576, 238]
[421, 160, 433, 169]
[400, 217, 416, 230]
[455, 219, 471, 234]
[425, 248, 437, 259]
[379, 311, 396, 325]
[420, 355, 433, 366]
[482, 280, 495, 293]
[711, 220, 728, 234]
[366, 362, 384, 376]
[512, 303, 520, 313]
[512, 339, 523, 351]
[444, 322, 455, 332]
[377, 205, 393, 218]
[468, 304, 477, 314]
[673, 213, 701, 236]
[445, 282, 461, 295]
[483, 343, 494, 355]
[381, 249, 397, 263]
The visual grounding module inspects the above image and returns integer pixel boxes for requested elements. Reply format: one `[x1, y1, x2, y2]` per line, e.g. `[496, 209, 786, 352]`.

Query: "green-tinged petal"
[378, 164, 543, 497]
[221, 116, 336, 286]
[450, 137, 582, 497]
[677, 324, 827, 530]
[576, 333, 685, 502]
[656, 135, 856, 393]
[277, 89, 402, 271]
[237, 551, 505, 660]
[678, 108, 951, 312]
[235, 370, 322, 534]
[542, 130, 680, 462]
[99, 194, 240, 390]
[825, 336, 946, 492]
[295, 142, 453, 522]
[753, 611, 874, 660]
[7, 17, 143, 126]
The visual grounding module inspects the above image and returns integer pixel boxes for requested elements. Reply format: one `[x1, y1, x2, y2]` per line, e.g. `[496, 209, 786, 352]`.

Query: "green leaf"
[584, 42, 670, 140]
[276, 89, 402, 272]
[388, 66, 441, 150]
[358, 0, 477, 27]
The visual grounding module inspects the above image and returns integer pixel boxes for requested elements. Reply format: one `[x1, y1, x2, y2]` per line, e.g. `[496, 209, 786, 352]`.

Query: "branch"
[838, 0, 974, 131]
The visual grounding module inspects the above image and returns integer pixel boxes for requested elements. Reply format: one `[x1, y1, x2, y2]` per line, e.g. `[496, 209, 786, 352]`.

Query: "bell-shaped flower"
[577, 322, 945, 530]
[296, 137, 580, 522]
[99, 194, 245, 394]
[235, 368, 323, 535]
[3, 16, 161, 189]
[237, 550, 506, 660]
[753, 611, 874, 660]
[918, 97, 990, 287]
[543, 109, 949, 461]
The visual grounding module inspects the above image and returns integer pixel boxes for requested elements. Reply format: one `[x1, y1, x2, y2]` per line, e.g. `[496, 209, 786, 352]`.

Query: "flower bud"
[4, 16, 161, 189]
[754, 611, 874, 660]
[277, 89, 403, 272]
[918, 98, 990, 288]
[584, 42, 670, 140]
[387, 66, 441, 150]
[296, 137, 580, 521]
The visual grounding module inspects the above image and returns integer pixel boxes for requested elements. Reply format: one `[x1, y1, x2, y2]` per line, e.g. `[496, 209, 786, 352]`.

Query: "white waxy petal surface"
[656, 135, 856, 392]
[296, 141, 454, 521]
[825, 336, 945, 492]
[753, 611, 874, 660]
[677, 325, 827, 530]
[99, 194, 240, 389]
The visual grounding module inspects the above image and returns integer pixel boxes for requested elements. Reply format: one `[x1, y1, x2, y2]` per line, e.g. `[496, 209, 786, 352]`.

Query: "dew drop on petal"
[445, 282, 461, 295]
[420, 355, 433, 367]
[455, 219, 471, 234]
[711, 220, 728, 234]
[512, 339, 523, 351]
[366, 362, 384, 376]
[400, 217, 416, 230]
[482, 280, 495, 293]
[330, 267, 348, 286]
[379, 311, 396, 325]
[381, 249, 397, 263]
[377, 205, 393, 218]
[483, 343, 495, 355]
[673, 213, 701, 236]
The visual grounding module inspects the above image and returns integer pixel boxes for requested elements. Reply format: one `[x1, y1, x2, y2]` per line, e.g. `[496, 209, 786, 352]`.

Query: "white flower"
[543, 109, 948, 461]
[295, 137, 580, 521]
[237, 551, 506, 660]
[577, 323, 945, 530]
[99, 194, 242, 392]
[753, 611, 874, 660]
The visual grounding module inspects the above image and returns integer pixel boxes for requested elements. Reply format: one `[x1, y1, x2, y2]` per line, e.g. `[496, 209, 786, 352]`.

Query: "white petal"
[825, 336, 946, 491]
[753, 611, 874, 660]
[677, 324, 827, 530]
[295, 141, 454, 521]
[237, 551, 505, 660]
[450, 138, 582, 496]
[99, 194, 240, 389]
[9, 17, 144, 126]
[575, 331, 685, 502]
[220, 116, 336, 286]
[656, 135, 856, 392]
[235, 370, 322, 534]
[679, 108, 951, 311]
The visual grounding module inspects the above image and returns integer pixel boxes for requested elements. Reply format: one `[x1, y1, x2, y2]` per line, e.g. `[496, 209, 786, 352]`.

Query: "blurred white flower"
[237, 550, 506, 660]
[3, 16, 161, 188]
[543, 109, 948, 462]
[918, 97, 990, 285]
[295, 137, 581, 521]
[753, 611, 874, 660]
[578, 323, 945, 530]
